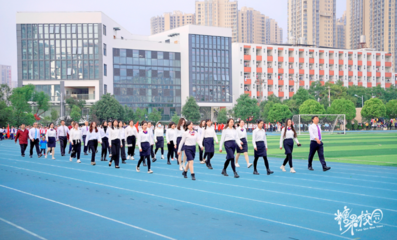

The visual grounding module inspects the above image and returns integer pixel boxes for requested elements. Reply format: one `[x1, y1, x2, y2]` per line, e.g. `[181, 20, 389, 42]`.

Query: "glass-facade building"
[113, 48, 182, 120]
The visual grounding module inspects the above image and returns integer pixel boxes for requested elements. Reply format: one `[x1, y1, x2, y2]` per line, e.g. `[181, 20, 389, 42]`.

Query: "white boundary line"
[0, 217, 48, 240]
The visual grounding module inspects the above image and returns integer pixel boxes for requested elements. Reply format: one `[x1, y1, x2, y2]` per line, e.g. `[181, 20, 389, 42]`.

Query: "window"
[104, 64, 107, 76]
[103, 43, 107, 56]
[104, 84, 107, 94]
[103, 24, 106, 36]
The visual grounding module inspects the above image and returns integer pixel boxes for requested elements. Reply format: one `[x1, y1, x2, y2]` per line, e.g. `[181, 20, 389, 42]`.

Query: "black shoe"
[68, 151, 71, 154]
[30, 155, 32, 158]
[61, 154, 65, 156]
[234, 172, 240, 178]
[221, 169, 228, 176]
[167, 161, 171, 165]
[115, 166, 120, 169]
[38, 154, 43, 158]
[323, 166, 331, 172]
[191, 173, 196, 181]
[143, 163, 147, 167]
[267, 169, 274, 175]
[103, 158, 108, 162]
[308, 167, 314, 171]
[22, 154, 25, 157]
[253, 170, 259, 175]
[122, 160, 126, 164]
[84, 153, 88, 155]
[182, 171, 188, 178]
[152, 158, 157, 163]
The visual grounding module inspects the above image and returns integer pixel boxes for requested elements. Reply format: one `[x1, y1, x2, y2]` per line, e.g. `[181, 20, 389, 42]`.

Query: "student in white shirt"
[154, 121, 165, 160]
[29, 122, 42, 158]
[178, 121, 204, 181]
[109, 120, 122, 168]
[118, 121, 127, 164]
[219, 118, 242, 178]
[45, 122, 57, 160]
[81, 121, 90, 155]
[108, 121, 113, 157]
[148, 122, 156, 162]
[99, 121, 109, 161]
[125, 120, 138, 160]
[136, 121, 153, 173]
[308, 116, 331, 171]
[252, 119, 273, 175]
[197, 120, 206, 163]
[202, 119, 218, 169]
[69, 122, 83, 163]
[279, 119, 301, 173]
[57, 120, 69, 156]
[85, 122, 102, 165]
[165, 122, 177, 164]
[235, 120, 253, 168]
[175, 118, 186, 171]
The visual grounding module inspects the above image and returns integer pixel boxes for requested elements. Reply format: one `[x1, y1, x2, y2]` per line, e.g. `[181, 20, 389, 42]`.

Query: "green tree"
[122, 105, 134, 123]
[171, 113, 180, 124]
[9, 85, 35, 114]
[386, 99, 397, 119]
[283, 99, 299, 115]
[217, 108, 228, 124]
[233, 94, 260, 122]
[267, 103, 293, 123]
[308, 81, 325, 101]
[261, 101, 275, 122]
[327, 98, 356, 121]
[361, 98, 386, 119]
[149, 108, 162, 123]
[66, 97, 86, 113]
[292, 88, 315, 106]
[50, 109, 59, 122]
[32, 91, 50, 116]
[299, 99, 326, 115]
[134, 107, 147, 122]
[0, 101, 14, 126]
[0, 84, 12, 105]
[70, 106, 82, 122]
[182, 97, 201, 123]
[89, 93, 124, 122]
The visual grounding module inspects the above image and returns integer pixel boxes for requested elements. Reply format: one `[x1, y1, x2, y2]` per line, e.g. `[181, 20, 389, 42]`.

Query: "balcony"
[267, 56, 273, 61]
[257, 68, 263, 73]
[310, 70, 314, 75]
[376, 83, 381, 86]
[244, 91, 251, 97]
[329, 70, 334, 76]
[267, 68, 273, 73]
[320, 81, 325, 86]
[289, 57, 294, 63]
[367, 72, 372, 77]
[289, 92, 294, 97]
[348, 82, 353, 86]
[339, 71, 343, 76]
[278, 92, 285, 97]
[376, 72, 381, 77]
[319, 70, 324, 75]
[256, 56, 262, 61]
[278, 80, 284, 85]
[348, 60, 353, 65]
[65, 94, 95, 100]
[289, 80, 295, 86]
[348, 71, 353, 76]
[289, 69, 294, 74]
[244, 55, 251, 61]
[309, 58, 314, 64]
[299, 69, 304, 75]
[244, 45, 251, 49]
[244, 67, 251, 72]
[367, 61, 371, 66]
[339, 60, 344, 65]
[299, 58, 304, 63]
[329, 59, 334, 65]
[299, 80, 305, 86]
[358, 82, 363, 86]
[376, 61, 381, 67]
[367, 82, 372, 87]
[268, 91, 274, 96]
[278, 57, 284, 62]
[358, 60, 362, 66]
[385, 72, 392, 78]
[319, 59, 324, 64]
[385, 62, 392, 67]
[278, 69, 284, 74]
[310, 81, 314, 86]
[386, 83, 392, 88]
[268, 79, 274, 85]
[244, 78, 251, 84]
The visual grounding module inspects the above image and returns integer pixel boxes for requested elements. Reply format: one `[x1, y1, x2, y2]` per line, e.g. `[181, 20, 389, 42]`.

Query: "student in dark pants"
[29, 122, 42, 158]
[252, 120, 273, 175]
[166, 122, 177, 165]
[118, 120, 127, 164]
[69, 122, 83, 163]
[85, 122, 101, 166]
[136, 121, 153, 173]
[15, 124, 29, 157]
[57, 120, 69, 156]
[197, 120, 205, 163]
[81, 121, 90, 155]
[100, 121, 109, 161]
[308, 116, 331, 172]
[109, 119, 122, 168]
[280, 119, 301, 173]
[126, 120, 137, 160]
[219, 118, 242, 178]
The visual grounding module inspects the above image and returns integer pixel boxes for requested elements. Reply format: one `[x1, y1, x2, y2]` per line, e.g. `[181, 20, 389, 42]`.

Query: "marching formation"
[10, 116, 331, 181]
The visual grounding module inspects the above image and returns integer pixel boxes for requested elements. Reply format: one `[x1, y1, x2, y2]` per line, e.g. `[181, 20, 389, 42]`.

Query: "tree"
[327, 98, 356, 121]
[0, 84, 12, 105]
[123, 105, 134, 123]
[70, 106, 82, 122]
[217, 108, 228, 124]
[0, 101, 14, 126]
[292, 88, 315, 106]
[309, 81, 325, 101]
[89, 93, 124, 122]
[134, 107, 146, 122]
[361, 98, 386, 119]
[9, 85, 35, 114]
[261, 101, 275, 122]
[386, 99, 397, 119]
[50, 109, 59, 122]
[66, 97, 86, 113]
[283, 99, 299, 115]
[171, 113, 180, 124]
[149, 108, 162, 123]
[267, 103, 293, 123]
[182, 97, 201, 123]
[32, 91, 50, 116]
[233, 94, 260, 122]
[299, 99, 326, 115]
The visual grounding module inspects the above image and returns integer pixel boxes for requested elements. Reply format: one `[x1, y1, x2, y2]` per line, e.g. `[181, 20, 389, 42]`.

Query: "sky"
[0, 0, 347, 83]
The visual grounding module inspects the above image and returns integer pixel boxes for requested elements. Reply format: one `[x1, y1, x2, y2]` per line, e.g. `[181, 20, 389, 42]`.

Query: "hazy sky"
[0, 0, 347, 82]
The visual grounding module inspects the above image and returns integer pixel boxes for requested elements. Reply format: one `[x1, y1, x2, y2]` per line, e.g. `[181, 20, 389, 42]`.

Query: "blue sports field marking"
[0, 184, 176, 240]
[0, 217, 48, 240]
[0, 167, 355, 239]
[2, 162, 397, 216]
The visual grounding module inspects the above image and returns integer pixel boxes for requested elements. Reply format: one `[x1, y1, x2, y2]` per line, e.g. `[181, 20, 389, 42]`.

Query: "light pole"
[355, 94, 364, 107]
[327, 86, 331, 107]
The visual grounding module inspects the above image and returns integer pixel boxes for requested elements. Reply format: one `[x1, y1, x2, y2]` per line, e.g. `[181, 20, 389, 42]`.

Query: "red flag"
[135, 122, 139, 132]
[6, 124, 10, 139]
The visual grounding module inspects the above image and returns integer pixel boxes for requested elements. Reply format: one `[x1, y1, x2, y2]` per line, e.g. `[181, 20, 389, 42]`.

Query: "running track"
[0, 140, 396, 240]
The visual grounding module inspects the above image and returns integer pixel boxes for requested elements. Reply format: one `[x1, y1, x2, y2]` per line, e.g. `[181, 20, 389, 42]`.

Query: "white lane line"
[0, 174, 354, 239]
[0, 217, 48, 240]
[0, 185, 176, 240]
[3, 162, 397, 215]
[270, 154, 397, 165]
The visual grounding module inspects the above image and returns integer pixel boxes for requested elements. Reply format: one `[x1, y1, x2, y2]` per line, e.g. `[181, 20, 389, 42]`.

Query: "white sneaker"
[136, 166, 140, 172]
[290, 168, 296, 173]
[280, 165, 286, 172]
[179, 165, 183, 171]
[127, 155, 130, 160]
[148, 169, 153, 174]
[77, 160, 81, 163]
[235, 163, 240, 168]
[70, 157, 72, 162]
[247, 163, 253, 168]
[52, 157, 56, 160]
[200, 161, 205, 164]
[109, 154, 112, 157]
[131, 156, 135, 160]
[161, 155, 164, 159]
[45, 154, 47, 159]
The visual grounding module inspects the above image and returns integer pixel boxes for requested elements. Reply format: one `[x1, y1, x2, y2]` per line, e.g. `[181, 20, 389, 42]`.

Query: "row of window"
[20, 24, 100, 39]
[114, 49, 181, 60]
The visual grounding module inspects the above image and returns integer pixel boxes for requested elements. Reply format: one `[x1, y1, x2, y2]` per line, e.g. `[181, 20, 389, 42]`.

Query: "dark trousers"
[82, 135, 88, 153]
[20, 144, 27, 155]
[150, 145, 155, 158]
[71, 140, 81, 159]
[101, 137, 109, 159]
[69, 140, 73, 152]
[29, 139, 40, 156]
[224, 158, 237, 173]
[120, 139, 126, 160]
[59, 136, 68, 155]
[155, 147, 164, 155]
[308, 141, 327, 168]
[283, 154, 293, 167]
[127, 136, 136, 156]
[199, 143, 204, 161]
[254, 156, 270, 171]
[88, 140, 98, 162]
[40, 149, 46, 154]
[138, 156, 151, 170]
[167, 141, 175, 161]
[111, 139, 121, 166]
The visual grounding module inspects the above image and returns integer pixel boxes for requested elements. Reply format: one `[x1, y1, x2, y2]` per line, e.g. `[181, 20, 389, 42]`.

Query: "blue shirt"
[40, 140, 47, 149]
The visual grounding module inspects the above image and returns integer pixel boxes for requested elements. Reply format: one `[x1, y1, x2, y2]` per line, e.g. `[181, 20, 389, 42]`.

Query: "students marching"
[118, 120, 127, 164]
[154, 122, 165, 160]
[175, 118, 186, 171]
[126, 120, 137, 160]
[46, 123, 57, 159]
[85, 122, 101, 166]
[235, 120, 253, 168]
[109, 120, 122, 168]
[136, 121, 153, 173]
[219, 118, 242, 178]
[197, 120, 206, 164]
[279, 119, 301, 173]
[165, 122, 177, 165]
[69, 122, 83, 163]
[99, 121, 109, 161]
[202, 119, 218, 169]
[252, 120, 273, 175]
[15, 124, 29, 157]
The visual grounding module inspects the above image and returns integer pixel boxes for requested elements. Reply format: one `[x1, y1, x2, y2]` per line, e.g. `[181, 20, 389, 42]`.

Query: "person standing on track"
[136, 121, 153, 174]
[202, 119, 218, 170]
[69, 122, 83, 163]
[219, 118, 242, 178]
[178, 121, 203, 181]
[279, 119, 301, 173]
[99, 121, 109, 161]
[81, 121, 90, 155]
[126, 120, 137, 160]
[15, 124, 29, 157]
[154, 122, 165, 161]
[147, 122, 156, 163]
[29, 122, 42, 158]
[175, 118, 186, 171]
[197, 120, 206, 164]
[165, 122, 177, 165]
[252, 120, 273, 175]
[45, 123, 57, 160]
[308, 116, 331, 172]
[235, 120, 253, 168]
[109, 120, 122, 168]
[118, 120, 127, 164]
[85, 122, 101, 166]
[57, 120, 69, 156]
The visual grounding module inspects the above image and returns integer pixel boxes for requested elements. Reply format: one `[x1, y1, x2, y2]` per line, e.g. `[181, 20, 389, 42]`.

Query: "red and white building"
[232, 43, 396, 103]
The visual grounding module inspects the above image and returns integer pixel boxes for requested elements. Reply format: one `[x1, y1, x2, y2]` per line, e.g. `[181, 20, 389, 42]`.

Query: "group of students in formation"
[11, 115, 331, 181]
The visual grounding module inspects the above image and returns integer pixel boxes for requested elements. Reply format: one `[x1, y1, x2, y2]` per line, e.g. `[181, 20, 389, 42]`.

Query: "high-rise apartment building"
[150, 11, 195, 35]
[335, 11, 346, 49]
[195, 0, 238, 42]
[0, 65, 12, 88]
[238, 7, 283, 45]
[288, 0, 336, 47]
[346, 0, 370, 50]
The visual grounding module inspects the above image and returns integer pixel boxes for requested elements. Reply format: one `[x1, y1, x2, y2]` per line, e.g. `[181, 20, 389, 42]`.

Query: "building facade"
[195, 0, 238, 43]
[232, 43, 394, 104]
[0, 65, 12, 88]
[346, 0, 370, 50]
[288, 0, 336, 47]
[335, 11, 346, 49]
[150, 11, 195, 35]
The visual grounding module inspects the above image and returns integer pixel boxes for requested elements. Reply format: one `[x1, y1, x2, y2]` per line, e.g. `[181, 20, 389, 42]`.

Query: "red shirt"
[15, 129, 29, 144]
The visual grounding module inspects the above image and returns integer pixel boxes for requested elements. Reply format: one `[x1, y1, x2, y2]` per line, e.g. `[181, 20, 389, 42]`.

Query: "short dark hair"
[312, 116, 319, 120]
[257, 119, 264, 124]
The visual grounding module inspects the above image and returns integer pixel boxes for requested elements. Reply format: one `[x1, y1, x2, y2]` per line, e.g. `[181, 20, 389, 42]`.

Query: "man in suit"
[57, 120, 69, 156]
[308, 116, 331, 172]
[29, 122, 42, 158]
